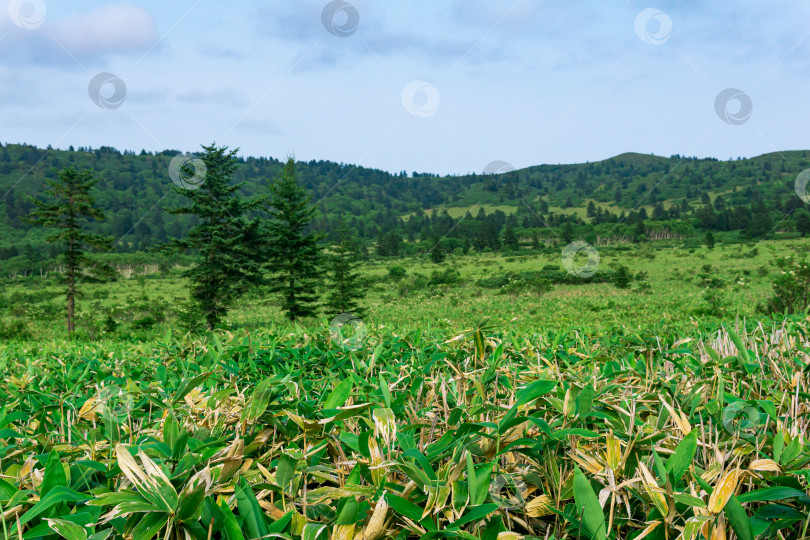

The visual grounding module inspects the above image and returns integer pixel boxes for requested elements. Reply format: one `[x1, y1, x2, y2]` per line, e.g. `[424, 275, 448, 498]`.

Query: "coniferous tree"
[613, 264, 632, 289]
[561, 222, 575, 244]
[157, 144, 265, 330]
[429, 239, 446, 263]
[325, 220, 366, 317]
[503, 225, 519, 251]
[704, 230, 715, 249]
[266, 157, 322, 321]
[25, 167, 112, 335]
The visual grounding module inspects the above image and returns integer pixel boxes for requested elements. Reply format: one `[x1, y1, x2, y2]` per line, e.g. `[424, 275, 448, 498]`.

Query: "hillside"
[2, 143, 810, 269]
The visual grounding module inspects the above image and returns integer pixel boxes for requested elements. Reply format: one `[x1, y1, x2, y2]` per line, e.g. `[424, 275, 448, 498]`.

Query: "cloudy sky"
[1, 0, 808, 175]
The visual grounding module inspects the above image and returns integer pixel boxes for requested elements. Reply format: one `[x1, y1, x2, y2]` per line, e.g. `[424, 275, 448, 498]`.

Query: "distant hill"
[2, 143, 809, 270]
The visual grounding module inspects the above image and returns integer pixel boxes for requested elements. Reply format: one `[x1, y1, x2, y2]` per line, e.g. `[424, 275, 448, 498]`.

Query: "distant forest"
[2, 143, 810, 273]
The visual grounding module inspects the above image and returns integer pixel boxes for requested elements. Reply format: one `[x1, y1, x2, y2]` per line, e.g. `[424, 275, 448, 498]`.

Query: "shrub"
[0, 318, 31, 341]
[762, 255, 810, 314]
[427, 268, 460, 286]
[388, 265, 407, 281]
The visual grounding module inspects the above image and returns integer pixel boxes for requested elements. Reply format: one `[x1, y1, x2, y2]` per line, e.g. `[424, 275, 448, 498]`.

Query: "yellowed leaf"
[749, 459, 780, 472]
[708, 469, 742, 514]
[526, 494, 553, 517]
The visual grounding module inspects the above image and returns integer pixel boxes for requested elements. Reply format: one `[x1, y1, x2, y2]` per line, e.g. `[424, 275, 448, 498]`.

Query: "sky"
[0, 0, 808, 176]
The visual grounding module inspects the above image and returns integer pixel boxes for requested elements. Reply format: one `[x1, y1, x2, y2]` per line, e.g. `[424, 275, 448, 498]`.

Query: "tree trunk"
[67, 268, 75, 335]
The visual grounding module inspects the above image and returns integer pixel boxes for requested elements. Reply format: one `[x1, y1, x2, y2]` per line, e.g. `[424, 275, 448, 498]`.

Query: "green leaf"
[302, 522, 327, 540]
[18, 486, 91, 528]
[0, 478, 17, 499]
[267, 510, 292, 533]
[726, 328, 751, 370]
[235, 477, 269, 540]
[275, 453, 298, 494]
[576, 384, 594, 416]
[172, 372, 212, 404]
[131, 512, 170, 540]
[672, 492, 706, 508]
[666, 429, 697, 485]
[46, 518, 88, 540]
[466, 453, 477, 507]
[387, 494, 423, 522]
[736, 487, 808, 503]
[453, 503, 498, 527]
[163, 414, 179, 451]
[335, 496, 359, 525]
[471, 462, 496, 506]
[724, 495, 754, 540]
[176, 475, 207, 522]
[41, 451, 68, 499]
[242, 378, 275, 423]
[323, 377, 353, 410]
[218, 499, 246, 540]
[516, 380, 556, 407]
[572, 468, 606, 540]
[379, 373, 392, 409]
[88, 490, 151, 507]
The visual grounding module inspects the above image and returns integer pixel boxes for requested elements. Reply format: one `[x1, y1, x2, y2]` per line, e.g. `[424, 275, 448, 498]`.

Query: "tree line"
[4, 142, 810, 263]
[25, 144, 366, 334]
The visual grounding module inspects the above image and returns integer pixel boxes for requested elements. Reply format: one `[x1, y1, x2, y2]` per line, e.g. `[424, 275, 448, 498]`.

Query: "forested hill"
[2, 143, 810, 265]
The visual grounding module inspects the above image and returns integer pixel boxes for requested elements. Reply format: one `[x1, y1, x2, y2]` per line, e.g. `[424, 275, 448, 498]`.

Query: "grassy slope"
[1, 238, 804, 341]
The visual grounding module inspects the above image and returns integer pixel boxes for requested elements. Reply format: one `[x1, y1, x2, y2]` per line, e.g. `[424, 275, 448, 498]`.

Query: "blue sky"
[1, 0, 808, 175]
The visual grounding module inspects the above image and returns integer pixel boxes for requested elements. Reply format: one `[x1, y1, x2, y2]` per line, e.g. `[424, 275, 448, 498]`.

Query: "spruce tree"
[158, 144, 264, 330]
[503, 225, 519, 251]
[25, 167, 112, 335]
[266, 157, 321, 321]
[613, 264, 632, 289]
[325, 220, 366, 317]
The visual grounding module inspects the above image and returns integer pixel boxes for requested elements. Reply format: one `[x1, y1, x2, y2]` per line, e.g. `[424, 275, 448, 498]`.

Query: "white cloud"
[52, 3, 157, 57]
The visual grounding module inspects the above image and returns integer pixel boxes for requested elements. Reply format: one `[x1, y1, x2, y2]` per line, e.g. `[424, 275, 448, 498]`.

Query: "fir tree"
[613, 264, 632, 289]
[157, 144, 265, 330]
[325, 220, 366, 317]
[503, 225, 519, 251]
[266, 157, 322, 321]
[25, 167, 112, 335]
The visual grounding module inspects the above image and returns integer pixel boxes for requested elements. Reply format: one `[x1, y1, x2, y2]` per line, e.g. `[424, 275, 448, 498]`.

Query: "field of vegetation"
[1, 305, 809, 539]
[2, 235, 810, 539]
[0, 238, 805, 341]
[2, 142, 809, 539]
